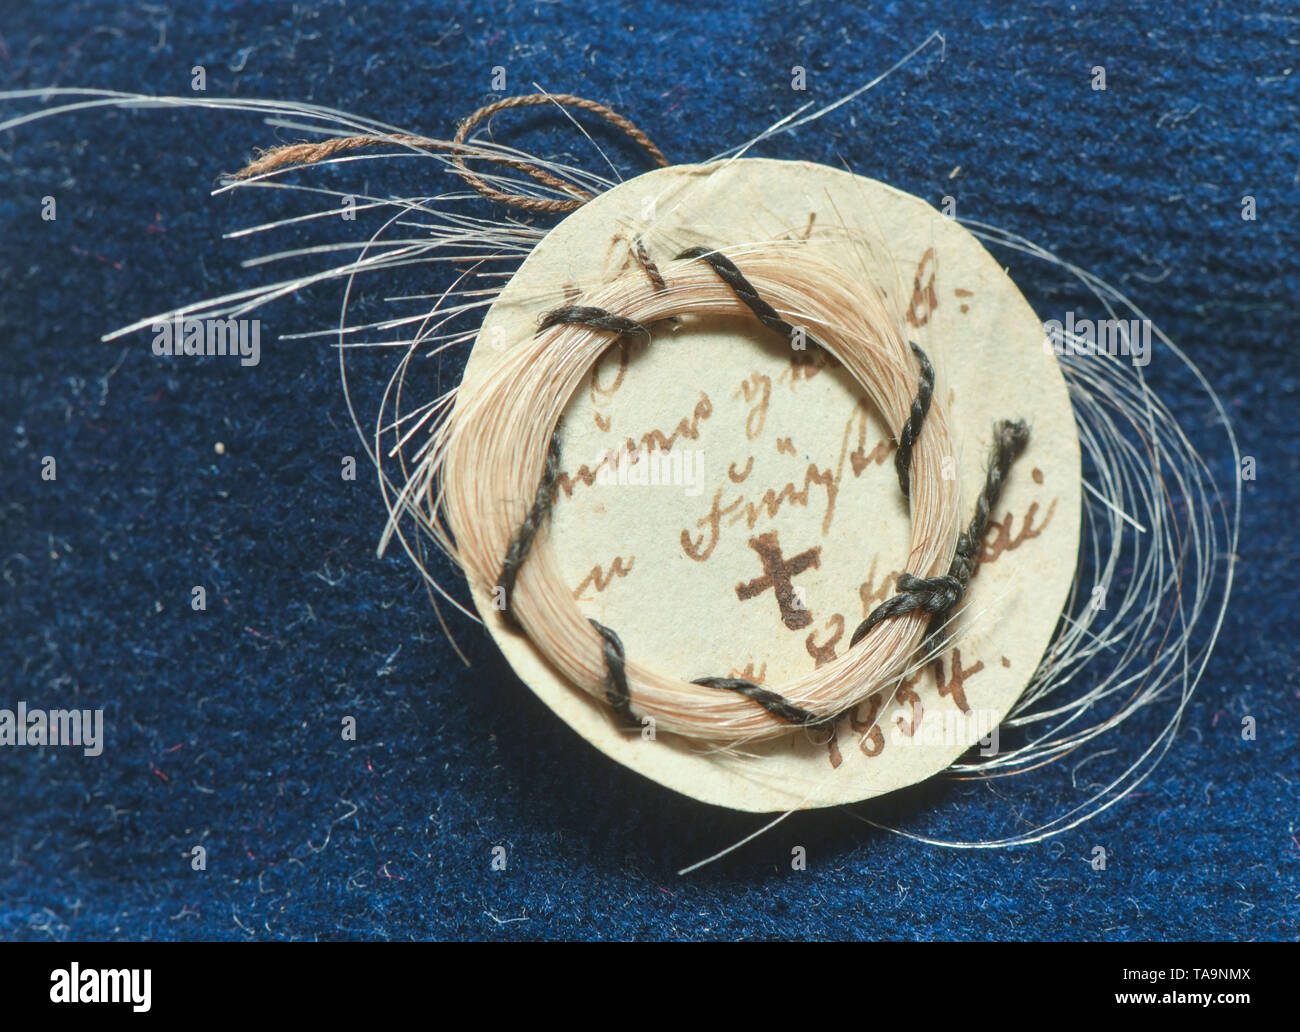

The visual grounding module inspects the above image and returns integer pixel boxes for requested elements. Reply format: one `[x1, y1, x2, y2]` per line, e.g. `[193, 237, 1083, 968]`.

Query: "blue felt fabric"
[0, 0, 1296, 941]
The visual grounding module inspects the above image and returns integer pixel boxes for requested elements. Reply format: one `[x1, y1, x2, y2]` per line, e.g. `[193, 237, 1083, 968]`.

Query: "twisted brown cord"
[234, 132, 577, 195]
[451, 93, 668, 212]
[231, 93, 669, 213]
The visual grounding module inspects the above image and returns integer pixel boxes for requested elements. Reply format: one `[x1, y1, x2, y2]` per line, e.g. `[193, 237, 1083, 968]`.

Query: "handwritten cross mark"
[735, 531, 821, 630]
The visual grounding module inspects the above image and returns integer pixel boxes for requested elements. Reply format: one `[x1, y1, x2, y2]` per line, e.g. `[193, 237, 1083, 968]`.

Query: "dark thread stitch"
[537, 305, 651, 339]
[496, 430, 562, 629]
[920, 418, 1031, 651]
[675, 246, 830, 353]
[690, 676, 825, 728]
[590, 619, 638, 725]
[894, 342, 935, 499]
[851, 419, 1031, 648]
[849, 572, 964, 647]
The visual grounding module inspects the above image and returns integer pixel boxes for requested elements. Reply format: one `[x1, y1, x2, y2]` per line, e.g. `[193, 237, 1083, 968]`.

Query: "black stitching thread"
[851, 418, 1031, 649]
[849, 572, 963, 647]
[590, 619, 639, 726]
[894, 343, 934, 499]
[922, 418, 1031, 650]
[496, 430, 562, 630]
[690, 677, 826, 728]
[537, 305, 651, 339]
[676, 246, 830, 354]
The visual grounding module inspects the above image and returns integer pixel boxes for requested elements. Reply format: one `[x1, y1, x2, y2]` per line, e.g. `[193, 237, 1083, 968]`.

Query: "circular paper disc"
[458, 159, 1080, 811]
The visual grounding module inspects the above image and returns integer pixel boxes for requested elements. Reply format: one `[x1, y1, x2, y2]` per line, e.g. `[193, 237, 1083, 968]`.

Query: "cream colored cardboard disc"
[458, 158, 1080, 812]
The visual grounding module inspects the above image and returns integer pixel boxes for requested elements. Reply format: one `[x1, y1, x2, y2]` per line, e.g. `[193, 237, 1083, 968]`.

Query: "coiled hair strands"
[433, 243, 1004, 743]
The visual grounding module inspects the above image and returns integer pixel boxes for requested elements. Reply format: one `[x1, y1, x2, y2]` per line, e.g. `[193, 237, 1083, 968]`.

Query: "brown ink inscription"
[572, 556, 636, 600]
[906, 248, 939, 328]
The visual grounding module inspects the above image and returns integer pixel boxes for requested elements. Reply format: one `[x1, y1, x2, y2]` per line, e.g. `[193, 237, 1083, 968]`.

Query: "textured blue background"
[0, 0, 1296, 941]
